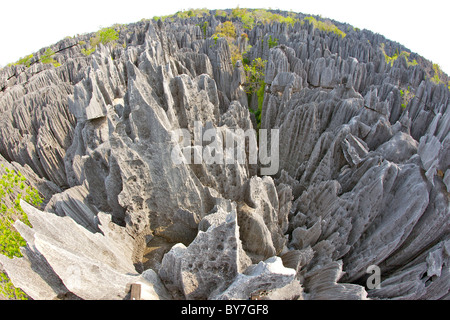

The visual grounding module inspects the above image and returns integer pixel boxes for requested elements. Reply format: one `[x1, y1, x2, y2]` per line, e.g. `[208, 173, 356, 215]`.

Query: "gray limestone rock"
[376, 131, 418, 163]
[237, 176, 288, 262]
[303, 261, 368, 300]
[212, 257, 301, 300]
[159, 200, 251, 300]
[0, 201, 169, 300]
[0, 9, 449, 301]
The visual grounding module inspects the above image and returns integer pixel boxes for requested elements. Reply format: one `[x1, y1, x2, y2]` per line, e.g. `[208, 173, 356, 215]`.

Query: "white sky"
[0, 0, 449, 74]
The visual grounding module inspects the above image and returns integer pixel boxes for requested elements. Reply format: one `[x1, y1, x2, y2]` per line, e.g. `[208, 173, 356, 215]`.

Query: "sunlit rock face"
[0, 9, 449, 300]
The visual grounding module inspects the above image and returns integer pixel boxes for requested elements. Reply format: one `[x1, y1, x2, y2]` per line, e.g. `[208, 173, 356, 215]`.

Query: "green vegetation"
[243, 58, 267, 128]
[0, 273, 27, 300]
[201, 21, 208, 38]
[212, 20, 277, 68]
[81, 47, 96, 56]
[431, 63, 443, 85]
[210, 11, 272, 126]
[231, 7, 299, 29]
[380, 43, 417, 68]
[90, 27, 120, 47]
[99, 27, 120, 44]
[215, 10, 228, 17]
[0, 165, 43, 300]
[196, 20, 209, 38]
[400, 86, 414, 109]
[39, 48, 61, 68]
[0, 166, 42, 257]
[152, 15, 172, 22]
[425, 63, 449, 90]
[232, 7, 255, 29]
[231, 48, 242, 69]
[157, 7, 300, 30]
[10, 48, 61, 68]
[153, 7, 346, 42]
[212, 21, 243, 67]
[10, 54, 33, 68]
[244, 58, 266, 98]
[254, 82, 265, 127]
[175, 8, 210, 19]
[252, 9, 298, 26]
[154, 8, 209, 21]
[267, 35, 279, 49]
[400, 51, 418, 67]
[303, 16, 346, 38]
[79, 27, 120, 57]
[214, 21, 237, 39]
[9, 25, 121, 66]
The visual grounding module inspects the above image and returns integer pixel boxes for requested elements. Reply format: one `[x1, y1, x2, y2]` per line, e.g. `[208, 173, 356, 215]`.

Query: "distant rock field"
[0, 8, 448, 300]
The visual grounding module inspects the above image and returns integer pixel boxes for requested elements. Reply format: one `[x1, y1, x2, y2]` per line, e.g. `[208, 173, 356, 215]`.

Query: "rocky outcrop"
[0, 201, 170, 300]
[213, 256, 301, 300]
[0, 9, 448, 300]
[159, 199, 252, 300]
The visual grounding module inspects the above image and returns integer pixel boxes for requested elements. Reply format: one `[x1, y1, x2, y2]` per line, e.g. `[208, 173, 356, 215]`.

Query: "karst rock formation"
[0, 9, 449, 300]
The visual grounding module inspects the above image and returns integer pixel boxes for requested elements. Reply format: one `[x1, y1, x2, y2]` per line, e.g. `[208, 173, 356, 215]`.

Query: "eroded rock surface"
[0, 9, 448, 300]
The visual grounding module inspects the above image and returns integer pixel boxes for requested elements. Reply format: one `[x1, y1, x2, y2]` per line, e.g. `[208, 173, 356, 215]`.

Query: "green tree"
[0, 165, 43, 300]
[380, 43, 417, 68]
[267, 36, 278, 49]
[214, 21, 236, 39]
[81, 47, 96, 56]
[40, 48, 61, 67]
[432, 63, 443, 84]
[243, 58, 267, 128]
[97, 27, 119, 45]
[213, 21, 243, 67]
[176, 8, 210, 19]
[400, 86, 414, 109]
[82, 27, 120, 57]
[232, 7, 254, 29]
[303, 16, 346, 38]
[215, 10, 228, 18]
[13, 55, 33, 68]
